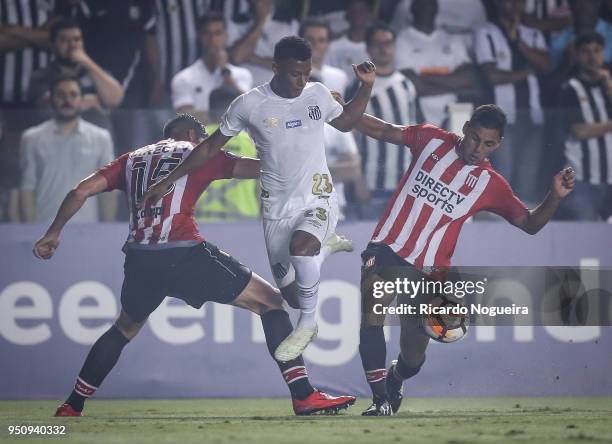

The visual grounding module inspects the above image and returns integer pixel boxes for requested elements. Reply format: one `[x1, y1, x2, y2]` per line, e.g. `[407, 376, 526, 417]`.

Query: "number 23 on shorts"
[304, 208, 328, 221]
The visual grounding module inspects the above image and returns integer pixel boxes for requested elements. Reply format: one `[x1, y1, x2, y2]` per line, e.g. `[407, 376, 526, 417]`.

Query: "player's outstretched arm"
[512, 167, 575, 235]
[33, 173, 109, 260]
[329, 91, 405, 145]
[231, 157, 260, 179]
[141, 129, 231, 207]
[357, 113, 406, 145]
[330, 61, 376, 132]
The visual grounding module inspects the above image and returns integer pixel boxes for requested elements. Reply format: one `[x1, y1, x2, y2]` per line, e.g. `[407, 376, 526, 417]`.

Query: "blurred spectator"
[0, 0, 52, 107]
[54, 0, 161, 108]
[547, 0, 612, 104]
[0, 112, 20, 222]
[550, 0, 612, 70]
[396, 0, 475, 128]
[324, 0, 374, 77]
[171, 13, 253, 125]
[323, 121, 367, 219]
[208, 0, 271, 47]
[299, 19, 348, 94]
[155, 0, 208, 96]
[603, 0, 612, 23]
[474, 0, 550, 203]
[435, 0, 488, 33]
[20, 77, 116, 223]
[302, 0, 360, 37]
[523, 0, 571, 38]
[558, 33, 612, 220]
[1, 0, 54, 222]
[54, 0, 164, 166]
[29, 18, 124, 114]
[225, 0, 300, 86]
[195, 86, 259, 221]
[347, 22, 417, 218]
[386, 0, 487, 49]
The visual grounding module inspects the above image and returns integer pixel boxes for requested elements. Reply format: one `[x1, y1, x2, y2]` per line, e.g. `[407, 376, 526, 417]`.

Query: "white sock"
[289, 255, 320, 329]
[314, 244, 332, 268]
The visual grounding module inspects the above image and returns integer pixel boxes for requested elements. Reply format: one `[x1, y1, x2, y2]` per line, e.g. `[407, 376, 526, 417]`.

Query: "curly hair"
[163, 113, 207, 140]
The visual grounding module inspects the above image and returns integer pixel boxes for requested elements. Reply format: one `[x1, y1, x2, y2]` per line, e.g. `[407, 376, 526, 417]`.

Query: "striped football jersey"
[99, 139, 238, 248]
[371, 124, 528, 270]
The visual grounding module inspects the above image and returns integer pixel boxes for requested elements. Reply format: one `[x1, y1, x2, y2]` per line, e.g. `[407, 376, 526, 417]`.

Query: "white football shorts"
[263, 198, 338, 288]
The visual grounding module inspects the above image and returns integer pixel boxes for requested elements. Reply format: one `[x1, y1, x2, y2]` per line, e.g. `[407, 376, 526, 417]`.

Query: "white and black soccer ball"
[421, 295, 469, 343]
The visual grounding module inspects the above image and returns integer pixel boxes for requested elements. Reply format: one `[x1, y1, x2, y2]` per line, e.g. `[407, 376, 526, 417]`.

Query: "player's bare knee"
[255, 274, 284, 306]
[259, 287, 284, 312]
[289, 242, 315, 256]
[244, 299, 278, 316]
[233, 274, 284, 315]
[249, 302, 268, 316]
[289, 231, 320, 256]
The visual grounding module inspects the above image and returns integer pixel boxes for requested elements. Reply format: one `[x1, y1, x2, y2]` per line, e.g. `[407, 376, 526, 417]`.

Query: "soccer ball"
[421, 295, 469, 343]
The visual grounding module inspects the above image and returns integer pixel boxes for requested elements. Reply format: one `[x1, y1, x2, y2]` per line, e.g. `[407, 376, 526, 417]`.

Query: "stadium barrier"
[1, 222, 611, 399]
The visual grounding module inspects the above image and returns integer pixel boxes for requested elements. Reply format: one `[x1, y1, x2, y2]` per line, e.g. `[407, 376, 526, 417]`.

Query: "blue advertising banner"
[1, 222, 611, 399]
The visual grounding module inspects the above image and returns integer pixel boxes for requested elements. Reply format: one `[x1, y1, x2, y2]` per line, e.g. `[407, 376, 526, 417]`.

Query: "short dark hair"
[49, 75, 82, 95]
[365, 21, 395, 46]
[575, 32, 605, 50]
[163, 114, 207, 140]
[209, 86, 239, 113]
[273, 36, 312, 62]
[469, 104, 507, 137]
[50, 18, 81, 42]
[298, 19, 331, 39]
[196, 12, 226, 32]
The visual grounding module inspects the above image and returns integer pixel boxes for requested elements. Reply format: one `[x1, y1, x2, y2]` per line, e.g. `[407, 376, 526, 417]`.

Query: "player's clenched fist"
[552, 167, 576, 198]
[33, 234, 60, 260]
[352, 60, 376, 86]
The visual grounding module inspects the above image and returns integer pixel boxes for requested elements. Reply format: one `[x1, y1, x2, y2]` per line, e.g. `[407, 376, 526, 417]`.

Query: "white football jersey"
[219, 82, 343, 219]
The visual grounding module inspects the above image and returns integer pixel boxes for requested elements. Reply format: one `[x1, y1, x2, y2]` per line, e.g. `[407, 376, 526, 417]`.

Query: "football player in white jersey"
[143, 36, 376, 361]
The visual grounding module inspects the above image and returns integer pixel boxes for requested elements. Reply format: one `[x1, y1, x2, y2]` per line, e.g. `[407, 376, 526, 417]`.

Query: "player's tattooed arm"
[33, 173, 109, 260]
[141, 129, 232, 207]
[330, 61, 376, 132]
[512, 167, 576, 235]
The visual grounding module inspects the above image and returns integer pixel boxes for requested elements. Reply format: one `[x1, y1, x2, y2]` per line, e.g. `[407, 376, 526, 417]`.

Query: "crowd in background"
[1, 0, 611, 224]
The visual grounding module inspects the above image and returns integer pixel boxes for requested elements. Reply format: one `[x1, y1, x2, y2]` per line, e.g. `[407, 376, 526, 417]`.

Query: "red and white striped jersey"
[98, 139, 239, 248]
[371, 124, 528, 270]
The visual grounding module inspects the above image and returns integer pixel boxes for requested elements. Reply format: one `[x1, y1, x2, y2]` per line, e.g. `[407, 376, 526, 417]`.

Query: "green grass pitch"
[1, 397, 611, 444]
